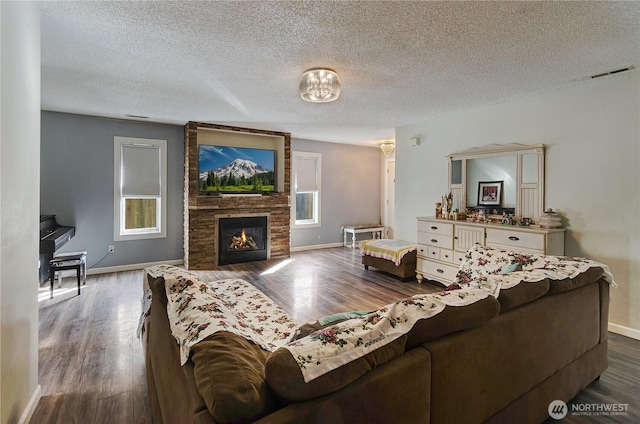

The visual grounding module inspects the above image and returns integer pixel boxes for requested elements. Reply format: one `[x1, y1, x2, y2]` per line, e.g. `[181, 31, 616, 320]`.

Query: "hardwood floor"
[31, 247, 639, 423]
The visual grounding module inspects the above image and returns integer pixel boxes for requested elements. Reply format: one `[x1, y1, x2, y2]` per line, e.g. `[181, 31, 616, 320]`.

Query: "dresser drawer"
[418, 233, 453, 249]
[486, 243, 544, 256]
[417, 243, 429, 258]
[427, 246, 439, 260]
[418, 221, 453, 237]
[454, 250, 467, 265]
[439, 249, 455, 263]
[486, 228, 545, 251]
[417, 258, 458, 283]
[421, 246, 455, 263]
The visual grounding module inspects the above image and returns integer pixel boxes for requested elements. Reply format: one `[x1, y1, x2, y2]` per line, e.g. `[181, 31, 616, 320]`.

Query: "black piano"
[39, 215, 75, 283]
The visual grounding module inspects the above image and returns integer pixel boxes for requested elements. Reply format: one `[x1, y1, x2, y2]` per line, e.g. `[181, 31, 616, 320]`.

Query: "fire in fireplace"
[218, 216, 268, 265]
[230, 230, 257, 250]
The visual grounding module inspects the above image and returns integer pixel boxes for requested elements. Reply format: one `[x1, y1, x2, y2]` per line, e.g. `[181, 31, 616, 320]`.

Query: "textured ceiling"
[40, 1, 640, 146]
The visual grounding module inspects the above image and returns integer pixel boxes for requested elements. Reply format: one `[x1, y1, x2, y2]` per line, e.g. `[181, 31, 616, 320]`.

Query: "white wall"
[395, 71, 640, 337]
[0, 2, 42, 423]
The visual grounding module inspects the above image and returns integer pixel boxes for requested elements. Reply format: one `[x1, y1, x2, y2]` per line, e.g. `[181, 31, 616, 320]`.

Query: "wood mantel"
[183, 121, 291, 269]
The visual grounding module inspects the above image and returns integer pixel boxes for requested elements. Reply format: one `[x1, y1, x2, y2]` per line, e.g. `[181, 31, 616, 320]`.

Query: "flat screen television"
[198, 144, 276, 194]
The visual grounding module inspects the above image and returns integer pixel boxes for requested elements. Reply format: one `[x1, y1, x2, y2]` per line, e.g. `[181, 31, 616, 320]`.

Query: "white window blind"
[121, 144, 161, 197]
[114, 136, 167, 241]
[295, 156, 318, 192]
[292, 151, 321, 228]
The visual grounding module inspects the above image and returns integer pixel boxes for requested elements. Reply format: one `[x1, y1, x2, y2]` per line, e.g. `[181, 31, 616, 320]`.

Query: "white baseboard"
[608, 322, 640, 340]
[291, 242, 343, 252]
[88, 259, 183, 275]
[19, 384, 41, 424]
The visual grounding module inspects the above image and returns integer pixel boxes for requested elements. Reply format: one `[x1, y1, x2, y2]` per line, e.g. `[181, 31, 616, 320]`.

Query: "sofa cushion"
[405, 296, 500, 350]
[265, 334, 407, 404]
[190, 331, 279, 424]
[497, 279, 550, 312]
[547, 266, 604, 294]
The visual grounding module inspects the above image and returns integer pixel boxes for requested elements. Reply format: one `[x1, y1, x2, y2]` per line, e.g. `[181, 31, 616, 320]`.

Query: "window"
[114, 136, 167, 240]
[291, 151, 321, 227]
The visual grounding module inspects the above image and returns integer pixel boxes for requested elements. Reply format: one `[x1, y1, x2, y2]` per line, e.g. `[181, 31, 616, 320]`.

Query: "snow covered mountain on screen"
[199, 158, 271, 180]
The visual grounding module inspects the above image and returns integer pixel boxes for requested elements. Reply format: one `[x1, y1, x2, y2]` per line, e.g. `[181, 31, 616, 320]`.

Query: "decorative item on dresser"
[415, 217, 565, 285]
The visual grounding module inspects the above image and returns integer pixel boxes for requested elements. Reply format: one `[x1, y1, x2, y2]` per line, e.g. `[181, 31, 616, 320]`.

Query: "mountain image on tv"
[199, 145, 275, 193]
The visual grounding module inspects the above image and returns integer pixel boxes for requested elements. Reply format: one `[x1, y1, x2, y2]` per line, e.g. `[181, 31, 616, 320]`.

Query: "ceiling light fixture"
[379, 140, 395, 157]
[299, 68, 341, 103]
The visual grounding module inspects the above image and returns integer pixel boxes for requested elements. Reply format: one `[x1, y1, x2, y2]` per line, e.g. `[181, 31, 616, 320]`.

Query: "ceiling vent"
[591, 66, 635, 79]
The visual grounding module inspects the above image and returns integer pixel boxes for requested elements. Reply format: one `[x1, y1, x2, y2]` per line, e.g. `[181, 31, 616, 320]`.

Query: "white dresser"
[415, 216, 565, 285]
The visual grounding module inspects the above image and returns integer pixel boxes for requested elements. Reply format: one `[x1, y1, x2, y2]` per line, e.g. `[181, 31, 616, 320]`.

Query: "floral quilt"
[282, 286, 491, 382]
[144, 264, 299, 365]
[360, 239, 417, 265]
[141, 246, 615, 383]
[454, 244, 616, 296]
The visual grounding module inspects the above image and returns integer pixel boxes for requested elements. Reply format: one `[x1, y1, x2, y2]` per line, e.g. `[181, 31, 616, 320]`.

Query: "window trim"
[114, 136, 167, 241]
[291, 151, 321, 228]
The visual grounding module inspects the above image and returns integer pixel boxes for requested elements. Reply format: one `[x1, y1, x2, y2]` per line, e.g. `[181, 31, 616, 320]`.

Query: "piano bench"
[50, 251, 87, 299]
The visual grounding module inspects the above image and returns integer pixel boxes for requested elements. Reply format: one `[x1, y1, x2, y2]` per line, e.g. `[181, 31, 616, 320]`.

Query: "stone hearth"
[183, 122, 291, 269]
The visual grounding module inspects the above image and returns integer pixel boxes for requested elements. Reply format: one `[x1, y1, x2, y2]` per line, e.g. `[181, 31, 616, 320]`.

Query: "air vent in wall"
[591, 66, 635, 79]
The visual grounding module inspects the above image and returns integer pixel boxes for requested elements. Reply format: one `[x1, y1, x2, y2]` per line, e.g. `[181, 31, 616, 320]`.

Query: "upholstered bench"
[360, 239, 417, 280]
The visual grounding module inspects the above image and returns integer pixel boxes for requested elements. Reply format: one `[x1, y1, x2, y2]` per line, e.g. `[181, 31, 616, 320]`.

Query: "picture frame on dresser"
[478, 181, 502, 206]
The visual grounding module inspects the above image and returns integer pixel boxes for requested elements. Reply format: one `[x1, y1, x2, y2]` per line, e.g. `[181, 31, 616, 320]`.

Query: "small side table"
[342, 224, 385, 249]
[50, 251, 87, 299]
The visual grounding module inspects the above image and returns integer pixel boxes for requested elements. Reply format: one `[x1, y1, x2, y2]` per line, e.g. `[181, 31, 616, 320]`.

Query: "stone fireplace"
[183, 122, 291, 269]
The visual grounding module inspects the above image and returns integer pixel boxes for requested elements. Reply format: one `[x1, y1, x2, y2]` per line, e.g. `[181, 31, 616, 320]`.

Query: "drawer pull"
[436, 268, 444, 274]
[430, 226, 438, 230]
[508, 236, 520, 241]
[430, 239, 438, 243]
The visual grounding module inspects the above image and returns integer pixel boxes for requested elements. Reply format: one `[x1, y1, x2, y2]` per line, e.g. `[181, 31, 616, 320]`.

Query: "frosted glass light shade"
[380, 142, 395, 157]
[299, 69, 341, 103]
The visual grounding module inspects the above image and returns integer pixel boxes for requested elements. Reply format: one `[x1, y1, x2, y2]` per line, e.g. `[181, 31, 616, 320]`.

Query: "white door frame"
[383, 158, 396, 239]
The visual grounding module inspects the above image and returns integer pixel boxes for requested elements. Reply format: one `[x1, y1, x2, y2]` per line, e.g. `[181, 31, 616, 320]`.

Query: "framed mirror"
[448, 143, 545, 219]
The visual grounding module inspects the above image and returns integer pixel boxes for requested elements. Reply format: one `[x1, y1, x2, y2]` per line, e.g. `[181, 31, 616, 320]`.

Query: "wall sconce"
[379, 140, 395, 157]
[409, 137, 420, 147]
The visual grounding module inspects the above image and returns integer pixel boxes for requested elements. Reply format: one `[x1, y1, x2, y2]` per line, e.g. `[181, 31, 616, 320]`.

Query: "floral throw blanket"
[282, 286, 490, 382]
[141, 246, 615, 383]
[145, 265, 299, 365]
[454, 244, 617, 296]
[360, 239, 417, 265]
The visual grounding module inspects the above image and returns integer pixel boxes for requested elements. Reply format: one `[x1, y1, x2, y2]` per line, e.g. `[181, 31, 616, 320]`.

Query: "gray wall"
[291, 139, 382, 248]
[41, 111, 184, 269]
[41, 114, 382, 263]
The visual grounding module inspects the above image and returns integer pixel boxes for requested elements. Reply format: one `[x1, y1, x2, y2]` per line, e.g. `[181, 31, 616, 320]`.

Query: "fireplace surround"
[217, 214, 269, 265]
[183, 122, 291, 269]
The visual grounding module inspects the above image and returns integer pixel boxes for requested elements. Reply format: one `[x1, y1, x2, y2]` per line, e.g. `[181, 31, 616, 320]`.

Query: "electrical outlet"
[108, 245, 115, 253]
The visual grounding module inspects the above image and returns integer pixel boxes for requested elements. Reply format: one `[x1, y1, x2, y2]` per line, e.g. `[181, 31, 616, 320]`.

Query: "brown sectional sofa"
[141, 268, 609, 424]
